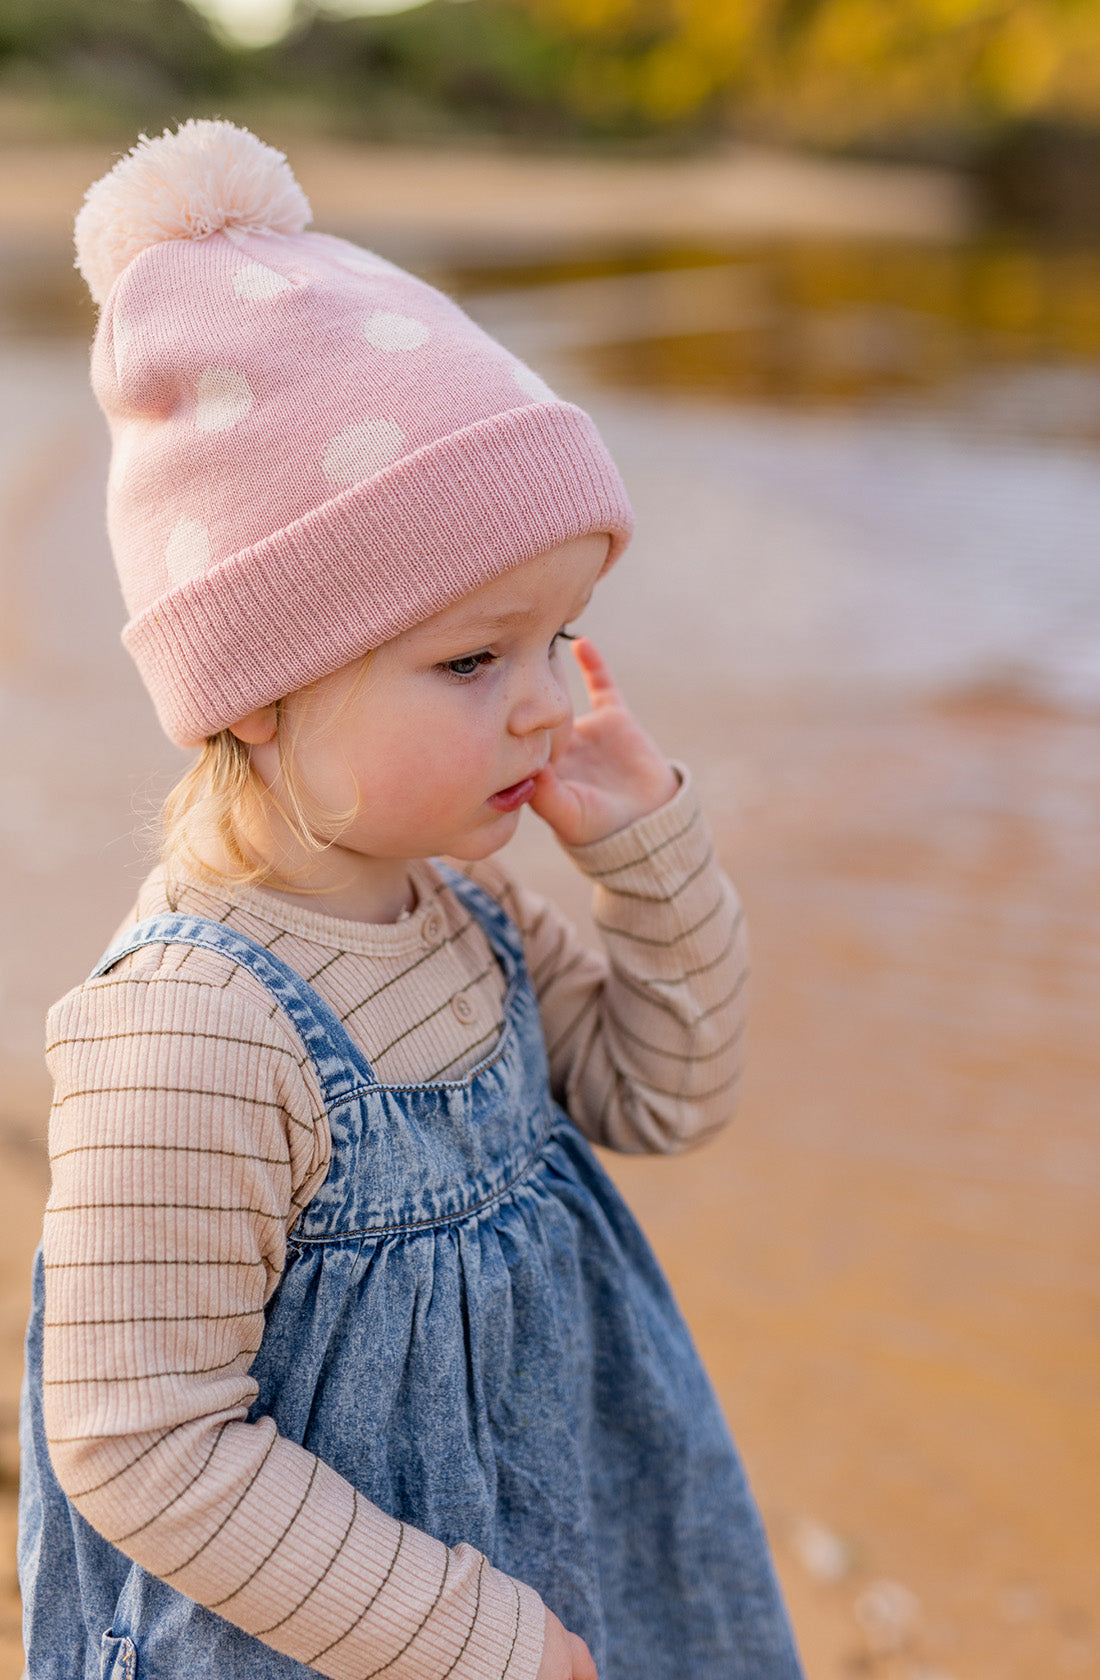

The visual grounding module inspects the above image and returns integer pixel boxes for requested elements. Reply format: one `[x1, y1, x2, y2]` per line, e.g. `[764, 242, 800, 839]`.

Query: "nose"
[507, 654, 572, 739]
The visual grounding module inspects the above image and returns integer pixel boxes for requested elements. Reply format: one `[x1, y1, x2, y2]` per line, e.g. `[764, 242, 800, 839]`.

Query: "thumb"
[527, 764, 578, 835]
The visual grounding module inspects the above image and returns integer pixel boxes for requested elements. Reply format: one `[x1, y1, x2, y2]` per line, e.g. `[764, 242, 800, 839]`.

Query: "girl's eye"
[441, 630, 574, 682]
[441, 650, 496, 680]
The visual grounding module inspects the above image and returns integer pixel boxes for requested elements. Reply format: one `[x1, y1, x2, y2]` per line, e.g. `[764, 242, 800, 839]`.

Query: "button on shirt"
[422, 909, 444, 944]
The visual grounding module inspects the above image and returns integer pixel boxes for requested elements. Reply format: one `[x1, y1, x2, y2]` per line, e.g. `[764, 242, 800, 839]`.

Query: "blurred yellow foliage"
[977, 8, 1061, 111]
[511, 0, 1100, 135]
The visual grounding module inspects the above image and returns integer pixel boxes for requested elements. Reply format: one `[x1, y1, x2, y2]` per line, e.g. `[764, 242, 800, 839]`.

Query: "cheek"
[368, 714, 497, 806]
[329, 686, 504, 813]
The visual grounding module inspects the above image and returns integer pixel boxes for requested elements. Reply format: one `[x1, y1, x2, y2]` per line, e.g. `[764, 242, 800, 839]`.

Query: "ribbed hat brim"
[124, 401, 632, 746]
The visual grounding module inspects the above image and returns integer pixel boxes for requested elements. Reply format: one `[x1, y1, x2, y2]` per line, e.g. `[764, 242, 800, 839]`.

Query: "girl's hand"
[529, 637, 678, 848]
[536, 1607, 598, 1680]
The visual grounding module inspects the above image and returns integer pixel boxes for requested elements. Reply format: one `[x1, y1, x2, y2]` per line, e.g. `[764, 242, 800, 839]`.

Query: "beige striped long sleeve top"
[41, 772, 747, 1680]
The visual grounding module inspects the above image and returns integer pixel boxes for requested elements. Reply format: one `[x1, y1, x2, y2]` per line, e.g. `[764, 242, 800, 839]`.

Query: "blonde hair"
[159, 657, 372, 894]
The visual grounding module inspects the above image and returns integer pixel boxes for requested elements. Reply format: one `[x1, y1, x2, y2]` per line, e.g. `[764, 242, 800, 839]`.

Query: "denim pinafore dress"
[20, 868, 803, 1680]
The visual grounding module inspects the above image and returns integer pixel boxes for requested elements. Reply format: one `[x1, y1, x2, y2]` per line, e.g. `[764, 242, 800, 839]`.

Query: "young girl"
[19, 122, 804, 1680]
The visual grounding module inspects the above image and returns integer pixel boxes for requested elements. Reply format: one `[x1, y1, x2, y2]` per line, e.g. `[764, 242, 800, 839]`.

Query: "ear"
[229, 704, 278, 746]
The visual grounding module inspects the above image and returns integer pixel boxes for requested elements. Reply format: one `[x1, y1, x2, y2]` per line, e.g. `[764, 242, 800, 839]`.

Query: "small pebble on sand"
[790, 1515, 853, 1583]
[854, 1580, 923, 1653]
[999, 1583, 1044, 1622]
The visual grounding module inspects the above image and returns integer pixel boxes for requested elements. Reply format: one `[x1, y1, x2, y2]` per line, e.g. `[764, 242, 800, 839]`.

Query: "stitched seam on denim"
[90, 921, 380, 1097]
[287, 1128, 555, 1244]
[313, 971, 522, 1117]
[338, 1034, 511, 1098]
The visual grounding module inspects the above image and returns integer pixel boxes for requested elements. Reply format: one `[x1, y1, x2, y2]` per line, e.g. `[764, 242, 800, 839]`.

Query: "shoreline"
[0, 138, 976, 260]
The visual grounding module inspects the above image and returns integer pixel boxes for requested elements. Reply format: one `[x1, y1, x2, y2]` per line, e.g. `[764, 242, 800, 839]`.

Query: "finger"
[571, 637, 623, 712]
[569, 1632, 598, 1680]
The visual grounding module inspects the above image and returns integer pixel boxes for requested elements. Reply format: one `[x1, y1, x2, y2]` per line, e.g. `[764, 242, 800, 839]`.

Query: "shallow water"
[1, 237, 1098, 1679]
[455, 239, 1100, 428]
[454, 239, 1100, 713]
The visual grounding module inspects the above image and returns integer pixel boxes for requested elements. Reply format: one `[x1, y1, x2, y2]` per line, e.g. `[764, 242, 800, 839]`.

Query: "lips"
[487, 777, 538, 812]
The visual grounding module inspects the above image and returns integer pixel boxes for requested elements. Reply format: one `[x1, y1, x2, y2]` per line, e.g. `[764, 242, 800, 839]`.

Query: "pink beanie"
[74, 120, 633, 747]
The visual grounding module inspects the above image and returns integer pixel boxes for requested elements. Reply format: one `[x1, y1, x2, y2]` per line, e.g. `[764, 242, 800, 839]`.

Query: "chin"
[445, 811, 521, 860]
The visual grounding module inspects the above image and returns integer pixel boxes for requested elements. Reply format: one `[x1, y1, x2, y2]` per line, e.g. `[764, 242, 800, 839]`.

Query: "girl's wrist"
[565, 762, 690, 862]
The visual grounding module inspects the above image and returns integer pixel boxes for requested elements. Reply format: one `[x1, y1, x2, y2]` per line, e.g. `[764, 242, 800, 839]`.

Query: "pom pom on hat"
[77, 117, 633, 744]
[75, 118, 311, 305]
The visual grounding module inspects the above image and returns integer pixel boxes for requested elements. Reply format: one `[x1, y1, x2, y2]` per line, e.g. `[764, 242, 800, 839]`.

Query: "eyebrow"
[447, 607, 535, 636]
[429, 592, 595, 644]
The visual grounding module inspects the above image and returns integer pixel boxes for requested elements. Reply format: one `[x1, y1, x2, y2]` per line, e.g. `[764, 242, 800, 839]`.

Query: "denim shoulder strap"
[431, 862, 525, 983]
[90, 912, 377, 1104]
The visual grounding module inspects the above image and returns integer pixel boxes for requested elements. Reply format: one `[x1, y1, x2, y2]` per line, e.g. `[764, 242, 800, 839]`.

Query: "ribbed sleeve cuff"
[485, 1574, 546, 1680]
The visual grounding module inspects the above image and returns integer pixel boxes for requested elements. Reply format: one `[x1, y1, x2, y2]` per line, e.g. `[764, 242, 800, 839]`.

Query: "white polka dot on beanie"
[361, 311, 430, 351]
[232, 262, 293, 301]
[74, 119, 632, 747]
[322, 420, 406, 487]
[194, 367, 254, 432]
[164, 516, 212, 584]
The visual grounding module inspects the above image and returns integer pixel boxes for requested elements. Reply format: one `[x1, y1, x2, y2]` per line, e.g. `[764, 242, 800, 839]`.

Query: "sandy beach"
[0, 140, 1097, 1677]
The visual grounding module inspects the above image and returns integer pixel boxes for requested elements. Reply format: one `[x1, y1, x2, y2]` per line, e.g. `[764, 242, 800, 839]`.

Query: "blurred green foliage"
[2, 0, 1100, 157]
[0, 0, 238, 131]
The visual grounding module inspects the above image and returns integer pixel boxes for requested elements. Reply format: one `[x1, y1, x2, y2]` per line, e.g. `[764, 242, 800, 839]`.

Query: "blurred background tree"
[0, 0, 243, 135]
[508, 0, 1100, 149]
[3, 0, 1100, 221]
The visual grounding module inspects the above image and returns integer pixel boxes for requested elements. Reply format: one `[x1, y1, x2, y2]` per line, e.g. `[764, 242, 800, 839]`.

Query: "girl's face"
[236, 533, 609, 918]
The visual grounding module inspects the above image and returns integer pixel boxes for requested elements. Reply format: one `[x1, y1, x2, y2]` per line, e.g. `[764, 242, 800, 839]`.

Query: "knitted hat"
[75, 120, 633, 747]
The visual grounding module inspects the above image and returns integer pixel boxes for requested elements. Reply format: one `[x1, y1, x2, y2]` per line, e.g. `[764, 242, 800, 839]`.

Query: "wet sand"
[502, 685, 1100, 1680]
[640, 698, 1099, 1679]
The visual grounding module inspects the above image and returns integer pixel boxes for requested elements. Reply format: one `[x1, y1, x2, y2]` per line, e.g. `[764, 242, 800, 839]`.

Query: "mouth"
[487, 777, 538, 812]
